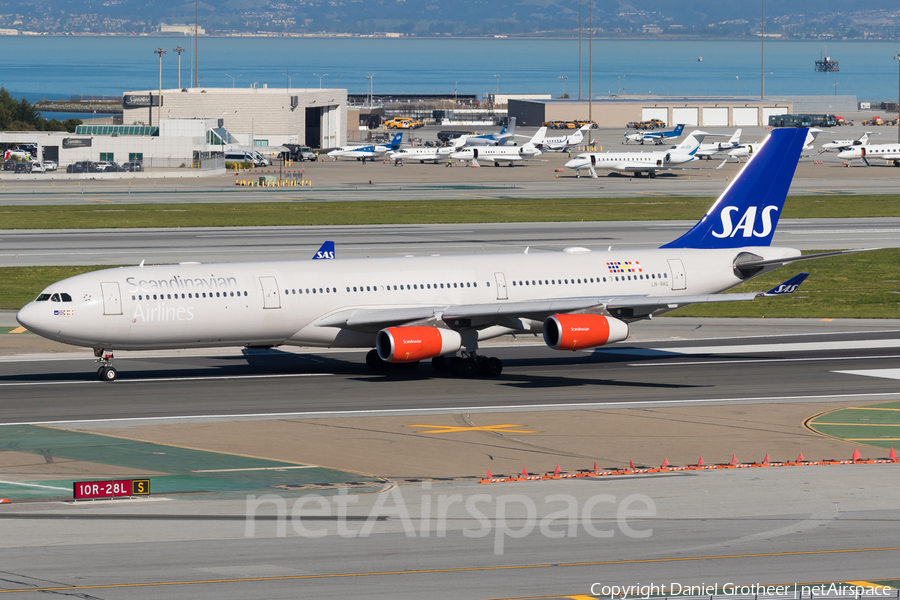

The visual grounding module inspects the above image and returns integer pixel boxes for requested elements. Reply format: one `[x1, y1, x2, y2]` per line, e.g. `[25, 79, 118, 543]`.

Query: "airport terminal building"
[511, 97, 795, 128]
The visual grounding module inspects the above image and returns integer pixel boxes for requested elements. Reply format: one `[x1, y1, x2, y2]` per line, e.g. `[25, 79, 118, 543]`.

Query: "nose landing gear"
[94, 348, 117, 382]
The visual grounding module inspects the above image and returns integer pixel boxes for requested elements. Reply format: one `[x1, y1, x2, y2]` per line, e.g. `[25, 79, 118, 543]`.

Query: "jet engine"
[376, 327, 462, 363]
[542, 314, 629, 351]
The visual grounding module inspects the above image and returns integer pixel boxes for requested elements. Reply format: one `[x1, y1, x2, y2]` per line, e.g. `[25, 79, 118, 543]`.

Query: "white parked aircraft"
[389, 145, 457, 164]
[449, 128, 546, 167]
[624, 124, 685, 145]
[535, 124, 592, 152]
[450, 118, 517, 147]
[695, 129, 742, 159]
[729, 128, 822, 161]
[327, 132, 403, 163]
[17, 129, 864, 382]
[837, 143, 900, 166]
[820, 131, 875, 153]
[564, 130, 716, 178]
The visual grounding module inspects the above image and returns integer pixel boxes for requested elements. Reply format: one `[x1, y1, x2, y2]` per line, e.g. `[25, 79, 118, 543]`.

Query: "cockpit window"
[50, 293, 61, 302]
[61, 293, 72, 302]
[36, 294, 51, 302]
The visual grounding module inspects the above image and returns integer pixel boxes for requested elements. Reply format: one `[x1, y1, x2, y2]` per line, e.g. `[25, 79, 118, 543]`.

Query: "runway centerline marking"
[0, 480, 71, 491]
[1, 546, 898, 594]
[835, 369, 900, 381]
[628, 353, 900, 367]
[405, 424, 537, 434]
[5, 392, 900, 427]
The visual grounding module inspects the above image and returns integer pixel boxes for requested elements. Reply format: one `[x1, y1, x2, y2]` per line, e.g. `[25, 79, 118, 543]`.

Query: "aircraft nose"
[565, 158, 586, 169]
[16, 302, 48, 336]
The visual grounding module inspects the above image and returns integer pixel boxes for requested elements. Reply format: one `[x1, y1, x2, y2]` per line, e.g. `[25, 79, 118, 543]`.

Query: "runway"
[2, 218, 897, 266]
[3, 322, 900, 425]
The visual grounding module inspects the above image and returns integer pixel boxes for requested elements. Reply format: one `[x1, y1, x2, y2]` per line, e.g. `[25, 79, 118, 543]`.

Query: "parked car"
[2, 160, 15, 171]
[93, 161, 112, 172]
[123, 161, 143, 172]
[42, 160, 57, 171]
[29, 161, 45, 173]
[66, 161, 89, 173]
[13, 162, 32, 173]
[384, 117, 423, 129]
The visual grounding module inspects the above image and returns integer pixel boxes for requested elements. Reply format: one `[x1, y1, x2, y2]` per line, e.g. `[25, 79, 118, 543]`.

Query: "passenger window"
[244, 291, 248, 296]
[454, 283, 458, 288]
[132, 295, 136, 300]
[487, 282, 491, 287]
[467, 282, 471, 288]
[326, 288, 330, 293]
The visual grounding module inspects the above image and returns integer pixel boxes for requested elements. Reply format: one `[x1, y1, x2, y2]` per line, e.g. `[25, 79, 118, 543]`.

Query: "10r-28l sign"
[74, 479, 150, 499]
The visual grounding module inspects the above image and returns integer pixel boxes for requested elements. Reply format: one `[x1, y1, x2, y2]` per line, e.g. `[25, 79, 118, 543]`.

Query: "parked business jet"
[729, 128, 822, 161]
[389, 146, 456, 164]
[327, 133, 403, 162]
[624, 124, 685, 145]
[449, 118, 517, 147]
[19, 129, 866, 382]
[695, 130, 742, 159]
[450, 128, 546, 167]
[837, 142, 900, 166]
[564, 130, 715, 178]
[820, 131, 875, 153]
[536, 124, 592, 152]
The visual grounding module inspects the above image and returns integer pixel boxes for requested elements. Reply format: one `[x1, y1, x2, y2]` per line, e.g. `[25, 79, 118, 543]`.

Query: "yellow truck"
[384, 117, 423, 129]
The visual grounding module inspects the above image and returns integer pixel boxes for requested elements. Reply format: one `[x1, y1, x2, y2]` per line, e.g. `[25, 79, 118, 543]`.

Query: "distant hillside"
[1, 0, 898, 38]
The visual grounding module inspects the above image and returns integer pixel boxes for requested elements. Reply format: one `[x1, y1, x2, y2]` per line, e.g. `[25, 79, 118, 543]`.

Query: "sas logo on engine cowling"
[712, 205, 779, 239]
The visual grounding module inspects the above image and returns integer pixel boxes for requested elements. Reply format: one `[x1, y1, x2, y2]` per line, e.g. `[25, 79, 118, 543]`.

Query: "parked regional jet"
[624, 124, 685, 145]
[327, 133, 403, 162]
[820, 131, 875, 153]
[18, 128, 865, 383]
[564, 130, 717, 177]
[729, 128, 822, 161]
[449, 118, 517, 147]
[450, 128, 546, 167]
[535, 124, 592, 152]
[695, 130, 742, 159]
[837, 143, 900, 166]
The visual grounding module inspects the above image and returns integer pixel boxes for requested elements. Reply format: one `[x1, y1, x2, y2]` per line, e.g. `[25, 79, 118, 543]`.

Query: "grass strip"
[2, 194, 900, 229]
[2, 249, 898, 317]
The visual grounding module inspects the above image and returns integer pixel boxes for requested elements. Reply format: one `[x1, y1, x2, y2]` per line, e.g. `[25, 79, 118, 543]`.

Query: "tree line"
[0, 87, 81, 133]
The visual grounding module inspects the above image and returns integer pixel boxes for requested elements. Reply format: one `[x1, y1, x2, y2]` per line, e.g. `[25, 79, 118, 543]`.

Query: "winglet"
[312, 241, 335, 260]
[762, 273, 809, 296]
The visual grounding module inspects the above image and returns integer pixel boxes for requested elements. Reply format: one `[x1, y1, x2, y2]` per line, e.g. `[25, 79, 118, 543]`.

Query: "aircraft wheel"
[485, 357, 503, 377]
[508, 163, 513, 167]
[458, 358, 478, 378]
[101, 367, 117, 382]
[649, 172, 656, 178]
[576, 172, 581, 178]
[97, 366, 107, 380]
[432, 356, 447, 372]
[447, 356, 462, 376]
[366, 349, 388, 370]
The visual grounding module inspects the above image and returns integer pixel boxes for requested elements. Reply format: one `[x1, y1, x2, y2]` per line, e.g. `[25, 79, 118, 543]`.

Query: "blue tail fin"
[312, 241, 335, 260]
[669, 124, 684, 137]
[390, 132, 403, 150]
[661, 128, 807, 249]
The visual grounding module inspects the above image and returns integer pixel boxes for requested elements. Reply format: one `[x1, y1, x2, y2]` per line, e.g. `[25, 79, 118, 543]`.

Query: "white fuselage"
[565, 150, 695, 173]
[389, 147, 454, 163]
[838, 143, 900, 163]
[17, 247, 797, 352]
[450, 146, 540, 164]
[327, 144, 392, 160]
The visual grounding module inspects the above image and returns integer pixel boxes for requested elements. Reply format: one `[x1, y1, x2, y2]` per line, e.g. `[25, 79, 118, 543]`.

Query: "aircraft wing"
[312, 274, 808, 330]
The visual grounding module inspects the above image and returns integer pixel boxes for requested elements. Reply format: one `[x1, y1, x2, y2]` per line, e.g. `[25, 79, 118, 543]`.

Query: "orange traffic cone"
[890, 447, 898, 461]
[697, 456, 705, 467]
[0, 498, 10, 504]
[763, 453, 771, 464]
[629, 459, 635, 469]
[796, 452, 805, 462]
[521, 467, 528, 477]
[731, 454, 738, 465]
[553, 464, 561, 475]
[851, 448, 862, 461]
[661, 458, 670, 468]
[485, 469, 492, 479]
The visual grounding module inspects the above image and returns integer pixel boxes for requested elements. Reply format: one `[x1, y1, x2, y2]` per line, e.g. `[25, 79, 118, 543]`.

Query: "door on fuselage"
[100, 282, 122, 315]
[667, 259, 686, 290]
[259, 276, 281, 309]
[494, 272, 508, 300]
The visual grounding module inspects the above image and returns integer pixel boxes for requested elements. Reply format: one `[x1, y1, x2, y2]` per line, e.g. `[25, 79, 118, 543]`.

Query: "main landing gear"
[431, 353, 503, 378]
[94, 348, 117, 382]
[364, 350, 503, 378]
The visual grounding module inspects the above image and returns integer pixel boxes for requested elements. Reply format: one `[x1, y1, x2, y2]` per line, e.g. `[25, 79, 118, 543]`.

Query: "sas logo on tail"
[712, 205, 779, 239]
[315, 250, 335, 259]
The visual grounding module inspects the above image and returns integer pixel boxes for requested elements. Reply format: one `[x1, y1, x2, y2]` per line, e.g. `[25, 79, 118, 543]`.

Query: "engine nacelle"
[376, 327, 462, 363]
[542, 314, 629, 351]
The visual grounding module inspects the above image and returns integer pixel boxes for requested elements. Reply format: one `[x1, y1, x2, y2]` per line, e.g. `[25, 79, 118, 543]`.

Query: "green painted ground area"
[0, 425, 380, 500]
[807, 402, 900, 450]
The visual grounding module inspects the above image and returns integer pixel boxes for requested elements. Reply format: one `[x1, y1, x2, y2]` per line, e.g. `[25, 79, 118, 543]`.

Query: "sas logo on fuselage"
[712, 205, 779, 239]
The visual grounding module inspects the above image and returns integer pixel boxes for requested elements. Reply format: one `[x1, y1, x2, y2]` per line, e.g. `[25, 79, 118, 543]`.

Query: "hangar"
[510, 97, 793, 128]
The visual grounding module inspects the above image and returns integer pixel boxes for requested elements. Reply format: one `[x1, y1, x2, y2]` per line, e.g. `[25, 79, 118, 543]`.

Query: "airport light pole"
[283, 72, 298, 91]
[736, 76, 739, 96]
[366, 74, 374, 107]
[173, 46, 185, 89]
[494, 74, 500, 97]
[335, 73, 342, 89]
[578, 0, 582, 99]
[154, 47, 166, 126]
[895, 53, 900, 142]
[558, 75, 567, 98]
[314, 73, 329, 88]
[760, 0, 765, 99]
[225, 73, 241, 88]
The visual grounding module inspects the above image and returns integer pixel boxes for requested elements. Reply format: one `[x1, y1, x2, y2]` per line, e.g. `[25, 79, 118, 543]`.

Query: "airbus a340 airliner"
[17, 128, 864, 382]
